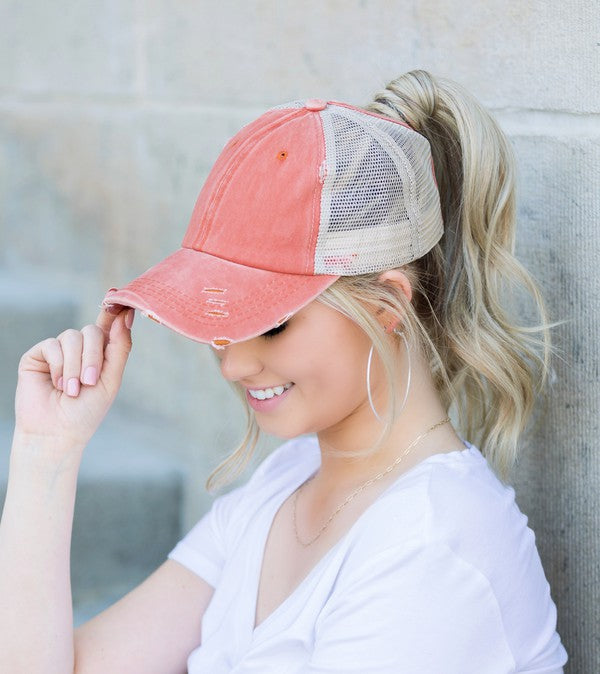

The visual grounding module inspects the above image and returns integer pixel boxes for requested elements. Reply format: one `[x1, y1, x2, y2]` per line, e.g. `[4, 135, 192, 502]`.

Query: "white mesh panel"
[314, 105, 443, 275]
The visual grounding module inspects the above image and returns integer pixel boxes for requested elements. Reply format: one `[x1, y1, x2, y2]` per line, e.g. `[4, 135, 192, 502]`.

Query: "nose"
[217, 339, 263, 383]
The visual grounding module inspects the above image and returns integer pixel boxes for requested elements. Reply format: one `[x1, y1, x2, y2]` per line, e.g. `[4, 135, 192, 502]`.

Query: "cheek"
[301, 332, 369, 402]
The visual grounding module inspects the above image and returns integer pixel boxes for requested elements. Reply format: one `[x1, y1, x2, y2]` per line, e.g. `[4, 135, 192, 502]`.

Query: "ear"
[378, 269, 413, 303]
[376, 269, 413, 333]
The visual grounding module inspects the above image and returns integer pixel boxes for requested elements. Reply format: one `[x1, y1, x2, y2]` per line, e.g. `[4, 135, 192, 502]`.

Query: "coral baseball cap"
[102, 98, 443, 348]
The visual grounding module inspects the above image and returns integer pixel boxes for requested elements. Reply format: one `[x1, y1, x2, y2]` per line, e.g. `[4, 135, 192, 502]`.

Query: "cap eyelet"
[277, 150, 288, 161]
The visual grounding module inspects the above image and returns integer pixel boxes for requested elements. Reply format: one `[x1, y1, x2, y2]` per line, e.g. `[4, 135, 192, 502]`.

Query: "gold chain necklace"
[292, 417, 450, 547]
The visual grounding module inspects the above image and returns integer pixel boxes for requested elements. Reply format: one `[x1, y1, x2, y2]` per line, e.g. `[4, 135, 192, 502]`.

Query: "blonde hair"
[206, 69, 551, 492]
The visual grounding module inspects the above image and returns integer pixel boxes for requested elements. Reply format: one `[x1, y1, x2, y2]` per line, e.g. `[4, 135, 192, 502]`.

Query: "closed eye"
[261, 322, 288, 339]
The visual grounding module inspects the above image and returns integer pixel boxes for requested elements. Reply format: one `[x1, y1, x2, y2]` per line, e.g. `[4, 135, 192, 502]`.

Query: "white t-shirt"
[169, 435, 568, 673]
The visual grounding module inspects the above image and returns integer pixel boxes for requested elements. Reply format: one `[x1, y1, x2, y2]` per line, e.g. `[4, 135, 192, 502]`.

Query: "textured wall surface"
[1, 1, 598, 669]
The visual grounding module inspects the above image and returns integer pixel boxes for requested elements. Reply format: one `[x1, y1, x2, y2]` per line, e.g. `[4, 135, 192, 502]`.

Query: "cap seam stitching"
[306, 111, 327, 274]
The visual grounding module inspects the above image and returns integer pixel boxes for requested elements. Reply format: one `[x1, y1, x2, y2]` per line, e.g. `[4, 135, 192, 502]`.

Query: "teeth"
[248, 383, 292, 400]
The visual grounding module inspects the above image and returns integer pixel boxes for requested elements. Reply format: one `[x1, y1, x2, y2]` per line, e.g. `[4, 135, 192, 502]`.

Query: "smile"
[248, 383, 294, 400]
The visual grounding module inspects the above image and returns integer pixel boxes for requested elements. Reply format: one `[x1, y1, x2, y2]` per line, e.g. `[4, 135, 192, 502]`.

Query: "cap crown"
[182, 100, 443, 276]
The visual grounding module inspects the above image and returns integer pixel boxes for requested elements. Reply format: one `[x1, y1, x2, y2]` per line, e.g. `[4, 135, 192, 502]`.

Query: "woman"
[0, 70, 568, 672]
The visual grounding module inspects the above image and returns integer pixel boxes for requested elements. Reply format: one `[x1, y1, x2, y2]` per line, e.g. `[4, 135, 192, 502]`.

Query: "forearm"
[0, 431, 84, 674]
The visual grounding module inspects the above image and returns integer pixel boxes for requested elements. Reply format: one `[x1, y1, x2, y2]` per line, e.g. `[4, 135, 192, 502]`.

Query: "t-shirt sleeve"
[168, 481, 248, 589]
[302, 540, 566, 674]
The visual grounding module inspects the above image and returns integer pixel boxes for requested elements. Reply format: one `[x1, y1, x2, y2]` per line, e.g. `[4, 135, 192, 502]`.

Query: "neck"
[313, 358, 463, 494]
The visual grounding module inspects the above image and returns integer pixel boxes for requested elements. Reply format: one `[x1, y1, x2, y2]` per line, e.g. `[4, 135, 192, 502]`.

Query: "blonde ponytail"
[365, 70, 552, 479]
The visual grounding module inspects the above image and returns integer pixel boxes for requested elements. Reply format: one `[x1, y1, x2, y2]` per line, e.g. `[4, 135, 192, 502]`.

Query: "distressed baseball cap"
[102, 98, 443, 347]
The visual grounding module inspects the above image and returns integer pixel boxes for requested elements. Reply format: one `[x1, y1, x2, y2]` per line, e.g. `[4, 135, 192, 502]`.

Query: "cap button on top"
[305, 99, 327, 111]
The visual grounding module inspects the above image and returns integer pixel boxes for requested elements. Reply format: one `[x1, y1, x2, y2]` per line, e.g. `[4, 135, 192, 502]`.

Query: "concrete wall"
[1, 1, 598, 669]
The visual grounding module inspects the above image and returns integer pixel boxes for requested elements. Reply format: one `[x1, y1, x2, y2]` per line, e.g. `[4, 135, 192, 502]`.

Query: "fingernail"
[57, 376, 64, 391]
[67, 377, 80, 397]
[82, 366, 98, 385]
[125, 308, 134, 330]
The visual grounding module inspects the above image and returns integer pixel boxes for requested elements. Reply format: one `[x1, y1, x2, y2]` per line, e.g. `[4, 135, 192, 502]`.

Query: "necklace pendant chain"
[293, 417, 451, 547]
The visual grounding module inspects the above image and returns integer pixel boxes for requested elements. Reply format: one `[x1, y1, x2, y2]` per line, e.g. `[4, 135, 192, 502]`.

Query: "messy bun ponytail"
[362, 69, 551, 479]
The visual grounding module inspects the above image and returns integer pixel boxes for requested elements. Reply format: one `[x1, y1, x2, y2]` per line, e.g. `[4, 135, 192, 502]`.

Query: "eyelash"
[262, 322, 288, 339]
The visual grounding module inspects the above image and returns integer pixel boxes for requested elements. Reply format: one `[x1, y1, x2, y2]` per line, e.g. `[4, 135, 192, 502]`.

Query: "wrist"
[10, 429, 85, 474]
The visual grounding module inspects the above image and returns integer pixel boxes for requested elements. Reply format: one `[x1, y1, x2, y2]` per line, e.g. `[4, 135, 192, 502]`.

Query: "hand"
[13, 304, 134, 453]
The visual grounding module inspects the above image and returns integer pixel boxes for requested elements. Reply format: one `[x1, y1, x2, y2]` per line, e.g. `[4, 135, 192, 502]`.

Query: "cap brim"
[101, 248, 339, 347]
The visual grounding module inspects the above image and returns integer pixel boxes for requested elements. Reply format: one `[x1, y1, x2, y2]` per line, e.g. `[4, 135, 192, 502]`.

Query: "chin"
[255, 416, 317, 440]
[257, 424, 306, 440]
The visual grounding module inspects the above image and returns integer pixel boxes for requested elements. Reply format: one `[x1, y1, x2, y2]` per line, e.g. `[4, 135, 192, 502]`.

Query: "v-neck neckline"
[250, 451, 321, 638]
[248, 438, 473, 642]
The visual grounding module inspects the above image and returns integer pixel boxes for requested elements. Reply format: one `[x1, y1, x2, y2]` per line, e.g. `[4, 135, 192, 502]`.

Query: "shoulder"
[428, 442, 528, 552]
[333, 445, 565, 669]
[347, 442, 535, 580]
[427, 442, 536, 580]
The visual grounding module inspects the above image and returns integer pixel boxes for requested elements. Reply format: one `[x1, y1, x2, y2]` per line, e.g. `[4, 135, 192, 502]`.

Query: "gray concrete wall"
[1, 1, 598, 670]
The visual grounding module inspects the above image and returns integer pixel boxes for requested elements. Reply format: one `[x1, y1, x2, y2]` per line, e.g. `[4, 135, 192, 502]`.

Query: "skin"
[0, 269, 464, 673]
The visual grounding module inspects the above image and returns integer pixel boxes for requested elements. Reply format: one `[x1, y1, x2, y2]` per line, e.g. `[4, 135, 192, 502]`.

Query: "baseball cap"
[102, 98, 444, 348]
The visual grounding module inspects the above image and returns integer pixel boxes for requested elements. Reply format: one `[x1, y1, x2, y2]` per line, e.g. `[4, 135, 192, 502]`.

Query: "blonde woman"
[0, 70, 568, 672]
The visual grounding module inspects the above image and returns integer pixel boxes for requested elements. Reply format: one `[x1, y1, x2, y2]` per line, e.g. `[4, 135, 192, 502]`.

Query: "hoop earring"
[394, 328, 412, 415]
[366, 344, 382, 422]
[366, 330, 412, 423]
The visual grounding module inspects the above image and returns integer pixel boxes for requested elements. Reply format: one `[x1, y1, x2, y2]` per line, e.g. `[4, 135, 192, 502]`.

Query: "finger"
[100, 309, 134, 395]
[20, 337, 65, 390]
[80, 324, 105, 387]
[96, 305, 134, 338]
[57, 328, 84, 397]
[96, 304, 127, 336]
[43, 338, 66, 391]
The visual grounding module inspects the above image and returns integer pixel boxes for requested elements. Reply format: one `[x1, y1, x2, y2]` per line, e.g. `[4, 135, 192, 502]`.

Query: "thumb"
[101, 308, 134, 394]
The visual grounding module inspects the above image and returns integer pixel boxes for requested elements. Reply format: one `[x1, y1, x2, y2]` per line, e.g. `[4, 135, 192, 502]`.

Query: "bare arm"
[0, 429, 84, 673]
[0, 305, 213, 673]
[74, 560, 214, 674]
